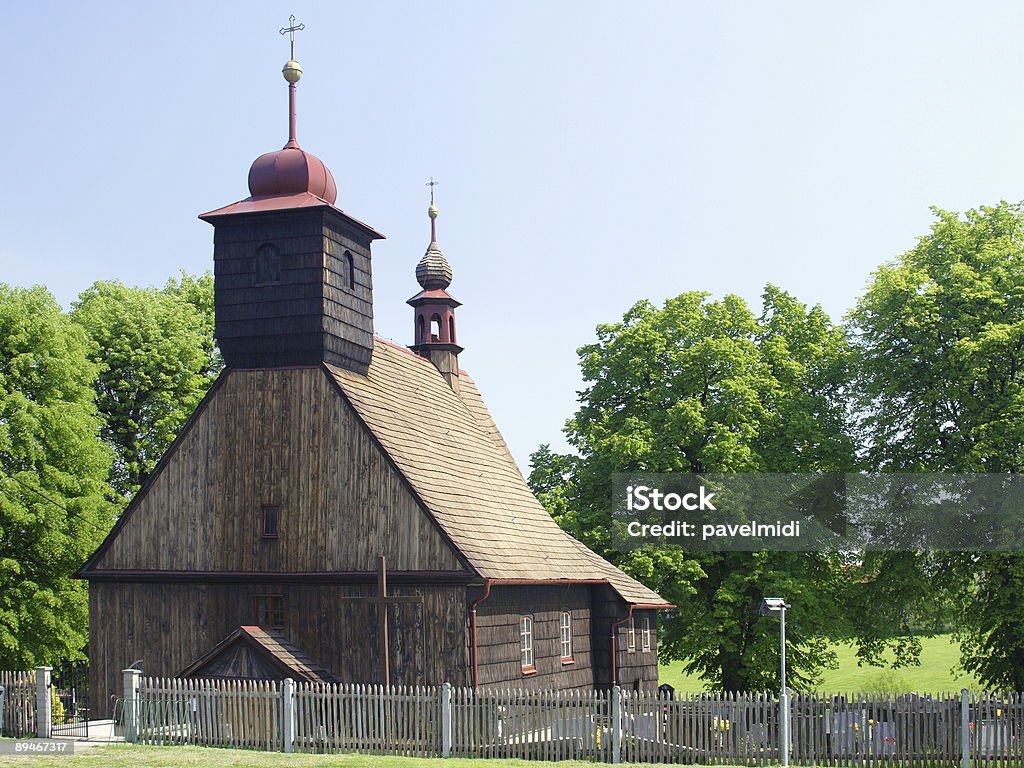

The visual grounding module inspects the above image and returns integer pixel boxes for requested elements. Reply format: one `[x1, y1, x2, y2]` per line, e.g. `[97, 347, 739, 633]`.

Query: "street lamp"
[760, 598, 790, 767]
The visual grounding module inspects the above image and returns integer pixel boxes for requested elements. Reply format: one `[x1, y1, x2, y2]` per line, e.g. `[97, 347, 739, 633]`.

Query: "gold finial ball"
[428, 203, 439, 219]
[282, 59, 303, 83]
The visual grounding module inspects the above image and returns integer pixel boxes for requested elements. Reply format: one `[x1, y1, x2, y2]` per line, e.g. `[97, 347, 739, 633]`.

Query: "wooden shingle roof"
[326, 339, 670, 607]
[179, 626, 339, 683]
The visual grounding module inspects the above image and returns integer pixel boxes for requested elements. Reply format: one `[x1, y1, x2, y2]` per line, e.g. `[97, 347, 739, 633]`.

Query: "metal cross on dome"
[280, 15, 305, 60]
[427, 177, 439, 205]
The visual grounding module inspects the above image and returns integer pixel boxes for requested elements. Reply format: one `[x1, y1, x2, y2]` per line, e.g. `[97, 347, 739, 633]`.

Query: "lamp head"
[759, 597, 789, 615]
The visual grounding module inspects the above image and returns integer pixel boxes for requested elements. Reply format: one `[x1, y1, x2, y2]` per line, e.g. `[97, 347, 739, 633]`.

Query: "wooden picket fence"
[125, 677, 282, 750]
[620, 691, 966, 766]
[0, 670, 35, 737]
[120, 678, 1024, 764]
[294, 683, 438, 755]
[451, 686, 613, 762]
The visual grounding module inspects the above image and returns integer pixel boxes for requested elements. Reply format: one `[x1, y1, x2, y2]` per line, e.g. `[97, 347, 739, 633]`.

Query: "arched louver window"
[254, 243, 281, 284]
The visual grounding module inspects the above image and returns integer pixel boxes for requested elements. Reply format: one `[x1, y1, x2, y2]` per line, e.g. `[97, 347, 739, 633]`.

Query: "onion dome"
[416, 202, 453, 289]
[248, 147, 338, 203]
[245, 42, 338, 205]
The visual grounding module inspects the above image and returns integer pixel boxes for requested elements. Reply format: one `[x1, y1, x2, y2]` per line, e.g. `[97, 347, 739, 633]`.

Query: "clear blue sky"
[4, 2, 1024, 470]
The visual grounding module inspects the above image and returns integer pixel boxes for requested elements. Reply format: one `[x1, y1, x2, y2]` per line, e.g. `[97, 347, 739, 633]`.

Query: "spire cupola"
[199, 17, 385, 374]
[409, 180, 463, 391]
[246, 16, 338, 203]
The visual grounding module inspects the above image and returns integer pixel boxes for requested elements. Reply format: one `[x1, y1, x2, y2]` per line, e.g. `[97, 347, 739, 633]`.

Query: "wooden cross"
[338, 556, 422, 687]
[279, 15, 305, 60]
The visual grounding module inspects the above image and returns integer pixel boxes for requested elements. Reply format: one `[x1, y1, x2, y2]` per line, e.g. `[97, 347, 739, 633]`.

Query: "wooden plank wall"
[591, 586, 659, 693]
[90, 367, 464, 574]
[473, 585, 594, 691]
[90, 582, 469, 715]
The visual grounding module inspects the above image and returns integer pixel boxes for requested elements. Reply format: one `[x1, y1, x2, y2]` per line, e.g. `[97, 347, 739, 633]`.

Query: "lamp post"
[760, 598, 790, 767]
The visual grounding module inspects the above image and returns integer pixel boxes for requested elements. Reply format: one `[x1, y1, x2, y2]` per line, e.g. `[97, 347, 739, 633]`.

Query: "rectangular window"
[627, 616, 636, 651]
[256, 595, 285, 628]
[642, 615, 652, 651]
[560, 611, 574, 663]
[261, 505, 280, 538]
[520, 615, 535, 672]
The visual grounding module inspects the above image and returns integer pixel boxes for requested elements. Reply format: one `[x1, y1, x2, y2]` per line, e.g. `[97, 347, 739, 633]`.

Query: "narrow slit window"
[261, 505, 279, 538]
[560, 611, 573, 662]
[344, 251, 355, 290]
[642, 615, 652, 651]
[520, 615, 535, 672]
[256, 595, 285, 628]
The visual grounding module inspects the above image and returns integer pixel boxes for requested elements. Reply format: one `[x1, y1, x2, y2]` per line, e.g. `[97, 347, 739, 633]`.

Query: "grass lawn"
[658, 634, 978, 693]
[0, 743, 699, 768]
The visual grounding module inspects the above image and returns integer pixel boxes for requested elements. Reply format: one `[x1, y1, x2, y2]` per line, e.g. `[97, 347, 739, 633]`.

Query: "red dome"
[247, 146, 338, 204]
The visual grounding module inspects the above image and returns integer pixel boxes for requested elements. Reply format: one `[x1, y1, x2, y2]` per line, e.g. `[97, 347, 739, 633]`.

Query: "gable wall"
[91, 367, 463, 573]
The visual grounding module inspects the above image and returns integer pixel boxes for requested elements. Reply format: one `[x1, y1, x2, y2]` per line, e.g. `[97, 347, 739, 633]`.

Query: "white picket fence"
[116, 678, 1024, 764]
[5, 665, 1021, 764]
[0, 670, 36, 737]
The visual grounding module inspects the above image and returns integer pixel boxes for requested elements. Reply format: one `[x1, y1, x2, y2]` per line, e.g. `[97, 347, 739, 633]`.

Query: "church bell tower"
[199, 19, 384, 374]
[408, 185, 463, 392]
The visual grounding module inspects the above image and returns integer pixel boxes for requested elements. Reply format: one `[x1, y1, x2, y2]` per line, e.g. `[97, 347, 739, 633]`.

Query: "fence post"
[961, 688, 971, 768]
[282, 678, 295, 753]
[34, 667, 52, 739]
[611, 685, 622, 764]
[0, 683, 6, 735]
[121, 668, 141, 743]
[441, 681, 452, 758]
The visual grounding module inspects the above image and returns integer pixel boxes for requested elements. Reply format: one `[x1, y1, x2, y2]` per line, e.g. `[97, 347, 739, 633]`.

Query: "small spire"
[427, 177, 439, 242]
[279, 15, 305, 149]
[416, 179, 452, 290]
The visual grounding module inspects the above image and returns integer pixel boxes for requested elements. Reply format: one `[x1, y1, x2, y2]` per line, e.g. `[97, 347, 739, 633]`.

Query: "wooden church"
[78, 37, 671, 711]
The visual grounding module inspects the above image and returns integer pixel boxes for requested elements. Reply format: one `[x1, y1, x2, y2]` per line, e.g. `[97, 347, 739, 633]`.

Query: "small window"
[344, 251, 356, 290]
[627, 616, 636, 652]
[416, 315, 426, 345]
[261, 505, 280, 538]
[520, 616, 535, 673]
[642, 615, 652, 651]
[256, 595, 285, 628]
[560, 611, 573, 663]
[430, 314, 442, 342]
[448, 316, 457, 344]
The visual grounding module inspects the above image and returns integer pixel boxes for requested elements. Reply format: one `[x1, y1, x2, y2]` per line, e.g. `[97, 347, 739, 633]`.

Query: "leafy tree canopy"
[850, 202, 1024, 690]
[0, 285, 115, 667]
[70, 274, 220, 500]
[530, 285, 855, 690]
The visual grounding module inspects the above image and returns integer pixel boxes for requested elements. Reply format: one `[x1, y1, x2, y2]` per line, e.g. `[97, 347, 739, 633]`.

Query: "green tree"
[0, 285, 115, 667]
[531, 286, 855, 690]
[70, 276, 220, 500]
[850, 201, 1024, 689]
